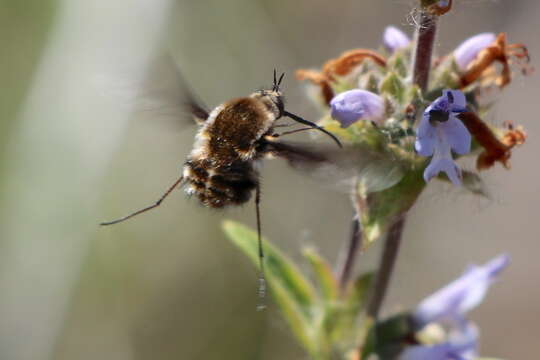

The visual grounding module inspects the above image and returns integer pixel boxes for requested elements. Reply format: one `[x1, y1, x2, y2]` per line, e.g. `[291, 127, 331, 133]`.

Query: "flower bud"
[453, 32, 496, 70]
[383, 26, 411, 53]
[330, 89, 385, 128]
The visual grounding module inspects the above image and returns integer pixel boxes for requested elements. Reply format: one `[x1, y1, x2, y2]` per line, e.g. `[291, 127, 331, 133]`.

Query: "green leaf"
[303, 247, 339, 301]
[324, 273, 374, 347]
[389, 53, 408, 78]
[380, 72, 406, 104]
[345, 272, 374, 312]
[360, 167, 426, 246]
[269, 278, 318, 354]
[224, 221, 319, 354]
[223, 221, 317, 313]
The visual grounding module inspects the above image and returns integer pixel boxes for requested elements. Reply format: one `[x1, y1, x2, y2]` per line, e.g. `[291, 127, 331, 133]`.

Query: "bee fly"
[101, 70, 342, 307]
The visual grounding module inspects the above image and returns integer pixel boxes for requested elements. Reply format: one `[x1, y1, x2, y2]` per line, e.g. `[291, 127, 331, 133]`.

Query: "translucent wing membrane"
[123, 54, 210, 127]
[262, 138, 405, 193]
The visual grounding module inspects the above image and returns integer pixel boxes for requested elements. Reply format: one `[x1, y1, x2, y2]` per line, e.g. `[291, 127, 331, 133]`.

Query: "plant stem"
[367, 216, 406, 319]
[412, 9, 438, 92]
[336, 215, 362, 292]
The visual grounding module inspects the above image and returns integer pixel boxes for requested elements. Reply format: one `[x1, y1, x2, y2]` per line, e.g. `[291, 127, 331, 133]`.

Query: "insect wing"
[124, 54, 210, 127]
[264, 139, 405, 193]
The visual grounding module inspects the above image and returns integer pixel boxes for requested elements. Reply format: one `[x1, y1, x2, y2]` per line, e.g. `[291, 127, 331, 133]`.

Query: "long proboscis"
[283, 110, 342, 148]
[100, 175, 184, 226]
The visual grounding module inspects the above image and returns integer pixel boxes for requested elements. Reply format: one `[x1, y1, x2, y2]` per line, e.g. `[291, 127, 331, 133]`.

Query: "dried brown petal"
[296, 49, 387, 105]
[295, 69, 334, 104]
[322, 49, 387, 79]
[460, 33, 532, 88]
[458, 112, 525, 170]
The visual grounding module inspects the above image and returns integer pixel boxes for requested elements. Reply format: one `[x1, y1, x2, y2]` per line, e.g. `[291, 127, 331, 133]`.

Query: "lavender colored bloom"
[330, 89, 384, 128]
[401, 255, 508, 360]
[383, 26, 411, 53]
[415, 89, 471, 185]
[454, 32, 496, 70]
[412, 254, 510, 329]
[399, 323, 478, 360]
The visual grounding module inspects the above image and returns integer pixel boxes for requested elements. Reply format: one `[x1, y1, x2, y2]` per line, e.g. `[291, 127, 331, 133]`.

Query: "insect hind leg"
[255, 183, 267, 311]
[100, 175, 184, 226]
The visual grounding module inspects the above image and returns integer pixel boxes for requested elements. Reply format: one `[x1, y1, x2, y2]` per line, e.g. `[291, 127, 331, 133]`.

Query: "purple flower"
[383, 26, 411, 53]
[415, 89, 471, 185]
[454, 33, 496, 70]
[412, 254, 510, 329]
[399, 323, 478, 360]
[330, 89, 385, 128]
[400, 254, 509, 360]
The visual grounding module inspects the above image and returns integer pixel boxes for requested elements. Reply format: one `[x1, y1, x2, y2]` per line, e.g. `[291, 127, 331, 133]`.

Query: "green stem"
[366, 216, 406, 319]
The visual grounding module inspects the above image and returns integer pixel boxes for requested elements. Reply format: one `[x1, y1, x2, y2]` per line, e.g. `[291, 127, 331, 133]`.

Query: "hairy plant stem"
[412, 9, 438, 92]
[367, 216, 406, 319]
[336, 216, 362, 292]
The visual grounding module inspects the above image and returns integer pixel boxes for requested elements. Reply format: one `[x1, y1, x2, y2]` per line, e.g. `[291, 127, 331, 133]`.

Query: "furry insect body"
[100, 71, 340, 224]
[100, 70, 342, 309]
[184, 91, 282, 208]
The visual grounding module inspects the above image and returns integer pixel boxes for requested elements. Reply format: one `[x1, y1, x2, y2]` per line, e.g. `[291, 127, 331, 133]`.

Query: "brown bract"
[460, 33, 532, 88]
[458, 112, 526, 170]
[296, 49, 387, 105]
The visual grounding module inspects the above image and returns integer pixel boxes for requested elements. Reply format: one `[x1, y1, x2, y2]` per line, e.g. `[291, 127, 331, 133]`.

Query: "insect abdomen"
[183, 159, 258, 208]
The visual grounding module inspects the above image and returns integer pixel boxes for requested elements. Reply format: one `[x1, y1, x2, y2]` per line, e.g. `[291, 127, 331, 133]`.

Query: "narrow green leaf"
[223, 221, 317, 315]
[269, 278, 317, 355]
[324, 273, 374, 345]
[345, 272, 374, 312]
[303, 247, 339, 301]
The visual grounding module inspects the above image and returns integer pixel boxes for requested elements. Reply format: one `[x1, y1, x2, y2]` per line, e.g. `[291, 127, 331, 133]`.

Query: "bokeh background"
[0, 1, 538, 359]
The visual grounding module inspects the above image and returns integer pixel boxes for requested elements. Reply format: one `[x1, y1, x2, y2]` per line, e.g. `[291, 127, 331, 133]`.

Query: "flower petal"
[424, 157, 462, 185]
[453, 32, 496, 70]
[383, 26, 411, 53]
[400, 323, 478, 360]
[415, 113, 436, 156]
[330, 89, 384, 128]
[412, 254, 510, 328]
[440, 116, 471, 155]
[399, 344, 453, 360]
[443, 89, 467, 112]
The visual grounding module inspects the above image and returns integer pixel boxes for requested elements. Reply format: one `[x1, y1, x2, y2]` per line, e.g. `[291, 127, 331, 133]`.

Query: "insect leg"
[255, 183, 267, 311]
[283, 110, 342, 148]
[100, 175, 184, 226]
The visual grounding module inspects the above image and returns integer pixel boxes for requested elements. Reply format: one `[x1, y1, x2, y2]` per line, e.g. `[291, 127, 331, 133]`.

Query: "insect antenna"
[100, 175, 184, 226]
[272, 69, 285, 91]
[283, 110, 343, 148]
[255, 184, 267, 311]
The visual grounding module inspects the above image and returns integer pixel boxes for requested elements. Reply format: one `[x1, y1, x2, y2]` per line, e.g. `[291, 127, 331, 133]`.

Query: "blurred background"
[0, 0, 537, 359]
